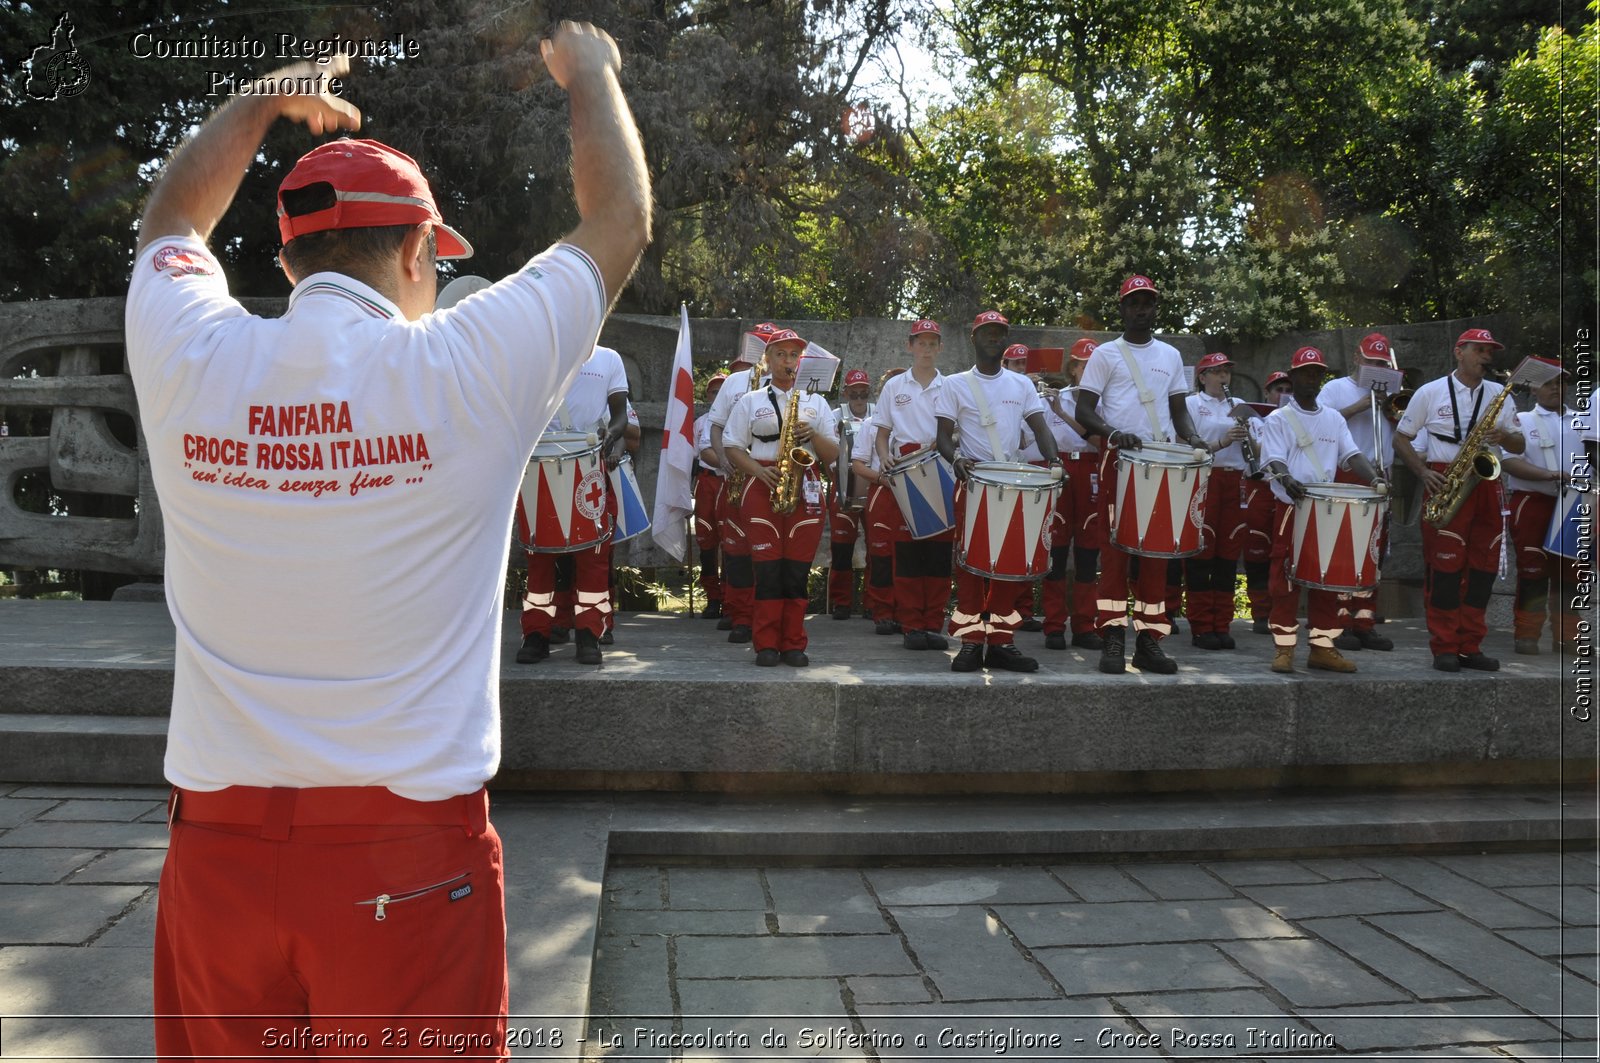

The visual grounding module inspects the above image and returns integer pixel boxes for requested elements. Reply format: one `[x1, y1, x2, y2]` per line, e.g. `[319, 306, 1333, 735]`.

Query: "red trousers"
[948, 482, 1023, 646]
[516, 496, 614, 638]
[693, 472, 723, 604]
[1039, 455, 1102, 636]
[1268, 501, 1342, 648]
[1420, 463, 1504, 656]
[156, 786, 506, 1062]
[742, 471, 825, 652]
[825, 488, 879, 613]
[1240, 477, 1276, 619]
[1334, 467, 1386, 632]
[719, 476, 755, 628]
[1510, 490, 1587, 643]
[1187, 467, 1248, 636]
[1096, 447, 1172, 636]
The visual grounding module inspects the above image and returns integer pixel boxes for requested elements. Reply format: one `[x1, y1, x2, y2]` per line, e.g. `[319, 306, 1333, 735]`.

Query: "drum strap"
[1112, 339, 1167, 442]
[1531, 409, 1559, 473]
[1282, 407, 1331, 482]
[557, 398, 574, 432]
[963, 370, 1013, 462]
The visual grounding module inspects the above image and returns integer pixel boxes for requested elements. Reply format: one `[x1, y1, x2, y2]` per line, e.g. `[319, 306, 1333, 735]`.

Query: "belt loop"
[166, 787, 181, 832]
[463, 789, 488, 838]
[261, 787, 296, 841]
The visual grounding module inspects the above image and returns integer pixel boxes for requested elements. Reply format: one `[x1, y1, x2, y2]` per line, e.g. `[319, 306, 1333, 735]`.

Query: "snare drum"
[1543, 487, 1593, 562]
[609, 455, 651, 544]
[885, 447, 957, 539]
[1109, 442, 1211, 558]
[955, 461, 1063, 581]
[517, 432, 611, 553]
[1289, 482, 1387, 592]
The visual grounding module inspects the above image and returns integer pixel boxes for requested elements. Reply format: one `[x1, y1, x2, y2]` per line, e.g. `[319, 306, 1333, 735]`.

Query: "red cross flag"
[650, 305, 697, 561]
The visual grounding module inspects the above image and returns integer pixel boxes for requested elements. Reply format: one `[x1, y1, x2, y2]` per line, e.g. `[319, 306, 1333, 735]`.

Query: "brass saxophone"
[771, 384, 817, 514]
[1423, 380, 1513, 528]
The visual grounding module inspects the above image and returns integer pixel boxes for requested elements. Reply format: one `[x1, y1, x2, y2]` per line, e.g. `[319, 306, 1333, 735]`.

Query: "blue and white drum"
[884, 447, 957, 539]
[1543, 487, 1593, 562]
[609, 455, 651, 544]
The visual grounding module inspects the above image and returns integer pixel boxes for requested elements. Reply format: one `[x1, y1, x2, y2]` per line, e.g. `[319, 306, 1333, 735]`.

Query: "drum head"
[1120, 441, 1210, 469]
[969, 461, 1059, 489]
[533, 432, 600, 460]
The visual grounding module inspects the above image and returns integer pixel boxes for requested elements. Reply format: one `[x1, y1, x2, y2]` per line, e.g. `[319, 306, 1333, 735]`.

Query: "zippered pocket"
[356, 871, 471, 922]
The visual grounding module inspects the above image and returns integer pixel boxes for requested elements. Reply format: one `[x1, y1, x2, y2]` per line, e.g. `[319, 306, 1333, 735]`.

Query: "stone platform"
[0, 601, 1592, 793]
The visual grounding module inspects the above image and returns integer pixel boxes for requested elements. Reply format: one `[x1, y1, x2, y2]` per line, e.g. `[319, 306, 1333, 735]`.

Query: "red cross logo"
[575, 469, 607, 521]
[584, 479, 605, 511]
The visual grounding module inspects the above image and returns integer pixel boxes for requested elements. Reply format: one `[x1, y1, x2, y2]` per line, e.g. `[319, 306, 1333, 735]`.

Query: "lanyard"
[1447, 376, 1485, 445]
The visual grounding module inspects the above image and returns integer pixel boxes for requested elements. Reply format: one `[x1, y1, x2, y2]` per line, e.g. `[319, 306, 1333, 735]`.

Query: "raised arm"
[542, 22, 651, 308]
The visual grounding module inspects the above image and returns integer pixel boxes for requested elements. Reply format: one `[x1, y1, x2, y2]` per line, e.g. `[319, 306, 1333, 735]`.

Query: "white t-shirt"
[709, 366, 766, 428]
[1319, 374, 1394, 469]
[874, 370, 946, 453]
[1078, 336, 1187, 441]
[850, 418, 881, 470]
[934, 368, 1046, 462]
[549, 345, 628, 434]
[694, 413, 720, 473]
[126, 237, 606, 800]
[723, 384, 838, 462]
[1020, 396, 1091, 462]
[1258, 402, 1362, 505]
[1396, 372, 1521, 464]
[1507, 406, 1594, 496]
[1187, 391, 1250, 472]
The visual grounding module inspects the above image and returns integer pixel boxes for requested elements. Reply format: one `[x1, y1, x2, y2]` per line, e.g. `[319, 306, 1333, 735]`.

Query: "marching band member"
[1185, 352, 1253, 650]
[874, 322, 953, 650]
[1032, 341, 1104, 650]
[707, 323, 778, 643]
[1242, 371, 1294, 633]
[693, 373, 728, 618]
[1006, 342, 1045, 632]
[1393, 328, 1525, 672]
[1074, 275, 1207, 675]
[828, 369, 875, 619]
[723, 330, 840, 666]
[1256, 347, 1383, 673]
[936, 311, 1061, 672]
[1499, 362, 1593, 655]
[516, 344, 630, 666]
[1319, 333, 1399, 651]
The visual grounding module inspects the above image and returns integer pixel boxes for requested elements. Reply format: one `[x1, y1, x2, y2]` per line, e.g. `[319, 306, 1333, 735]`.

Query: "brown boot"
[1308, 645, 1357, 673]
[1271, 646, 1295, 673]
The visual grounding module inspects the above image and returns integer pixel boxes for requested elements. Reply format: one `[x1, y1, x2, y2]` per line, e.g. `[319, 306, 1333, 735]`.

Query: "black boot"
[1098, 627, 1126, 674]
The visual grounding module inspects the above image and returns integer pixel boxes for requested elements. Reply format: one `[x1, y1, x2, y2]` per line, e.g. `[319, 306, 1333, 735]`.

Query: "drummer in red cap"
[693, 372, 729, 618]
[1073, 275, 1208, 675]
[1238, 369, 1293, 633]
[1500, 359, 1594, 655]
[1393, 328, 1525, 671]
[1184, 352, 1256, 650]
[1256, 347, 1384, 673]
[935, 310, 1063, 672]
[707, 323, 778, 643]
[872, 319, 955, 650]
[827, 368, 876, 619]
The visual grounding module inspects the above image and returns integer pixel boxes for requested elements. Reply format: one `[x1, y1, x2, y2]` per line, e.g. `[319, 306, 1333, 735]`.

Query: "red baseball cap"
[749, 322, 780, 340]
[843, 369, 871, 388]
[1265, 371, 1291, 389]
[910, 319, 942, 337]
[1357, 332, 1392, 361]
[1290, 346, 1328, 370]
[704, 373, 727, 394]
[277, 139, 472, 258]
[1196, 352, 1233, 372]
[765, 328, 805, 350]
[1069, 338, 1098, 362]
[1119, 275, 1158, 300]
[1027, 347, 1064, 374]
[972, 310, 1010, 331]
[1002, 343, 1030, 362]
[1455, 328, 1503, 350]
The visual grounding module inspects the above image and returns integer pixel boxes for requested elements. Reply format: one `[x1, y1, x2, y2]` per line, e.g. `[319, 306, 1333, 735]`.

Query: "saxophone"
[771, 384, 817, 514]
[1423, 380, 1512, 528]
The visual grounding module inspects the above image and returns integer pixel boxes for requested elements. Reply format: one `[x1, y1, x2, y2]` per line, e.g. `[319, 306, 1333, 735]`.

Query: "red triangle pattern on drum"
[1144, 477, 1174, 555]
[536, 470, 563, 545]
[966, 487, 992, 570]
[1330, 507, 1356, 587]
[996, 489, 1026, 574]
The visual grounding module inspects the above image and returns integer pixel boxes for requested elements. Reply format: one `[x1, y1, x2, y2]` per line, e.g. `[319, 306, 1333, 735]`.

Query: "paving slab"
[672, 978, 861, 1063]
[674, 933, 916, 980]
[0, 945, 155, 1060]
[867, 866, 1075, 906]
[854, 997, 1149, 1059]
[1236, 878, 1445, 920]
[666, 867, 767, 910]
[776, 911, 892, 935]
[764, 868, 882, 920]
[91, 886, 158, 947]
[604, 908, 770, 937]
[0, 820, 170, 850]
[1297, 1000, 1564, 1051]
[67, 848, 166, 884]
[1217, 938, 1410, 1007]
[844, 975, 929, 1005]
[603, 866, 665, 909]
[1501, 926, 1600, 958]
[1032, 942, 1259, 998]
[0, 798, 58, 829]
[1203, 859, 1329, 886]
[1003, 900, 1306, 949]
[1435, 851, 1568, 888]
[1109, 988, 1327, 1057]
[1047, 864, 1157, 902]
[1119, 863, 1235, 900]
[1360, 855, 1564, 929]
[1298, 857, 1385, 880]
[1501, 885, 1600, 926]
[0, 883, 146, 945]
[7, 784, 171, 801]
[1495, 1041, 1600, 1062]
[0, 848, 101, 884]
[37, 798, 164, 822]
[1299, 916, 1484, 999]
[889, 905, 1058, 1002]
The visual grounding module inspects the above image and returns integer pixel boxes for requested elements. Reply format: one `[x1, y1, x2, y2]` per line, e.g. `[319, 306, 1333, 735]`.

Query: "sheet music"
[1356, 364, 1405, 394]
[797, 342, 841, 392]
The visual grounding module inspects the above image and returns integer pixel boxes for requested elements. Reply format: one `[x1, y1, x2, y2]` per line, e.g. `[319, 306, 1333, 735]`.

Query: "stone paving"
[588, 856, 1600, 1061]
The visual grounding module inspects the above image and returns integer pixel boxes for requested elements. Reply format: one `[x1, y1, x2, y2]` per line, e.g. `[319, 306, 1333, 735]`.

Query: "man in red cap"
[1184, 352, 1255, 650]
[1239, 369, 1294, 633]
[707, 324, 777, 642]
[827, 368, 875, 619]
[1257, 348, 1384, 673]
[693, 373, 728, 618]
[723, 330, 841, 665]
[1074, 275, 1208, 675]
[124, 23, 649, 1059]
[1394, 329, 1526, 671]
[872, 320, 954, 649]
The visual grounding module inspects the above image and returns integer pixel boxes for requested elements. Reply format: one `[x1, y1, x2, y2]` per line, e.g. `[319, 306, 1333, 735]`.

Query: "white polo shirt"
[1187, 391, 1250, 472]
[1319, 374, 1394, 469]
[1396, 372, 1521, 464]
[723, 384, 837, 463]
[934, 368, 1046, 462]
[874, 369, 946, 453]
[709, 366, 767, 428]
[549, 345, 628, 434]
[1078, 336, 1186, 441]
[1258, 402, 1362, 505]
[1507, 406, 1594, 496]
[126, 236, 606, 800]
[694, 413, 720, 473]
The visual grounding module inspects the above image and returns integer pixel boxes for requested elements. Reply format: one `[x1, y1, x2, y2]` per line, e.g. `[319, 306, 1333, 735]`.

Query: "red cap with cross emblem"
[1290, 346, 1328, 370]
[1455, 328, 1503, 350]
[1118, 275, 1158, 300]
[971, 310, 1009, 331]
[1196, 352, 1233, 372]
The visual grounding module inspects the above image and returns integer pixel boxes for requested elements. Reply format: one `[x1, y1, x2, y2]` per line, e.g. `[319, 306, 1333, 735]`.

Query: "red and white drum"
[955, 462, 1063, 581]
[885, 447, 958, 539]
[1110, 442, 1211, 558]
[517, 432, 611, 553]
[1289, 482, 1388, 592]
